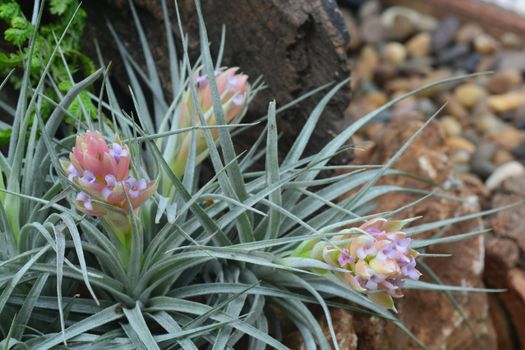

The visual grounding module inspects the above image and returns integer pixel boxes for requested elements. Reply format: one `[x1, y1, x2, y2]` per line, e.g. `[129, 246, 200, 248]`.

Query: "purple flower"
[232, 94, 245, 106]
[81, 170, 96, 184]
[102, 175, 117, 200]
[127, 177, 147, 198]
[76, 192, 93, 211]
[109, 143, 128, 162]
[67, 164, 79, 181]
[401, 260, 420, 280]
[196, 75, 208, 88]
[338, 248, 355, 267]
[356, 239, 376, 260]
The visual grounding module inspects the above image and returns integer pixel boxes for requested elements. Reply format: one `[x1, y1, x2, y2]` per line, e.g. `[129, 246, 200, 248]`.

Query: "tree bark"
[83, 0, 352, 161]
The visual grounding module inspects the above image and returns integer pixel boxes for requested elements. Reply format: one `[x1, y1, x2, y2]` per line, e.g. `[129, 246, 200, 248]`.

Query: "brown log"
[83, 0, 352, 161]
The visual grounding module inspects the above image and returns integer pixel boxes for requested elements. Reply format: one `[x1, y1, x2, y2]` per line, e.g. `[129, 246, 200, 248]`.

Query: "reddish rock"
[344, 120, 496, 349]
[485, 176, 525, 348]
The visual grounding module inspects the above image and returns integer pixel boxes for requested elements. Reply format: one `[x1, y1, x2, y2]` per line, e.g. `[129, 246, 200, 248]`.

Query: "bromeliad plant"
[0, 1, 514, 349]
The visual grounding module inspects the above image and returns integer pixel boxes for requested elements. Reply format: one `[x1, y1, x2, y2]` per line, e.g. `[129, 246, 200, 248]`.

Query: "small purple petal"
[196, 75, 208, 88]
[338, 248, 355, 267]
[101, 187, 113, 200]
[67, 164, 79, 181]
[76, 192, 93, 211]
[105, 175, 117, 187]
[81, 170, 96, 184]
[127, 177, 147, 198]
[109, 143, 128, 162]
[232, 94, 244, 106]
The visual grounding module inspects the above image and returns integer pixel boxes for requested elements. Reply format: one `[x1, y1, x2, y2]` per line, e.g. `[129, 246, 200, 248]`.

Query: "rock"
[361, 15, 384, 44]
[381, 6, 436, 41]
[487, 178, 525, 347]
[440, 116, 462, 137]
[366, 90, 388, 107]
[512, 139, 525, 160]
[358, 0, 380, 19]
[455, 23, 484, 44]
[488, 127, 525, 151]
[406, 32, 431, 58]
[471, 157, 496, 179]
[500, 32, 522, 49]
[485, 161, 524, 190]
[516, 115, 525, 130]
[474, 142, 498, 161]
[455, 52, 482, 73]
[436, 44, 470, 65]
[474, 34, 500, 54]
[373, 63, 397, 85]
[487, 69, 522, 95]
[475, 113, 504, 135]
[431, 16, 461, 53]
[355, 45, 380, 82]
[441, 93, 469, 123]
[450, 149, 471, 165]
[488, 90, 525, 113]
[382, 42, 407, 66]
[454, 83, 487, 109]
[496, 51, 525, 72]
[416, 70, 452, 98]
[486, 238, 520, 270]
[446, 136, 477, 154]
[493, 149, 515, 165]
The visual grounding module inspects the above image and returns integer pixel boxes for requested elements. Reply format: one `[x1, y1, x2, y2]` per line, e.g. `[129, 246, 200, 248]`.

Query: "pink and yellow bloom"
[61, 131, 157, 217]
[293, 218, 421, 310]
[171, 67, 250, 178]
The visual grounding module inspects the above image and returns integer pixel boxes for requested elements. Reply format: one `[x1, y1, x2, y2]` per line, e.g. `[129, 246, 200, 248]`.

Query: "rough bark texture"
[82, 0, 352, 161]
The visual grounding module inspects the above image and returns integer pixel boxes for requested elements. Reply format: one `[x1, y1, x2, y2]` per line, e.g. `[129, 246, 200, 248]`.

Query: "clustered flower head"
[171, 67, 250, 177]
[298, 218, 421, 309]
[61, 131, 156, 217]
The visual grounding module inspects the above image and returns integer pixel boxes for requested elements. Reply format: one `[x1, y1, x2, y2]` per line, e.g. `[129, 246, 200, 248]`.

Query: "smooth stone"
[512, 140, 525, 160]
[493, 149, 515, 165]
[488, 91, 525, 113]
[474, 142, 498, 160]
[474, 34, 500, 54]
[501, 32, 523, 49]
[431, 16, 461, 53]
[454, 53, 482, 73]
[373, 63, 397, 85]
[487, 69, 522, 95]
[406, 32, 431, 58]
[356, 46, 380, 81]
[361, 16, 384, 44]
[437, 44, 470, 64]
[455, 23, 484, 44]
[446, 136, 477, 154]
[485, 161, 525, 190]
[441, 116, 463, 137]
[471, 157, 496, 179]
[454, 83, 487, 109]
[489, 127, 525, 151]
[517, 116, 525, 129]
[441, 93, 469, 123]
[358, 0, 381, 19]
[381, 7, 436, 39]
[450, 149, 471, 164]
[416, 98, 436, 116]
[496, 51, 525, 72]
[382, 42, 407, 66]
[475, 113, 504, 135]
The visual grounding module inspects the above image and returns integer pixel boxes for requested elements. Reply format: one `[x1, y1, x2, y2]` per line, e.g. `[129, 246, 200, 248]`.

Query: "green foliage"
[0, 0, 95, 142]
[0, 1, 514, 349]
